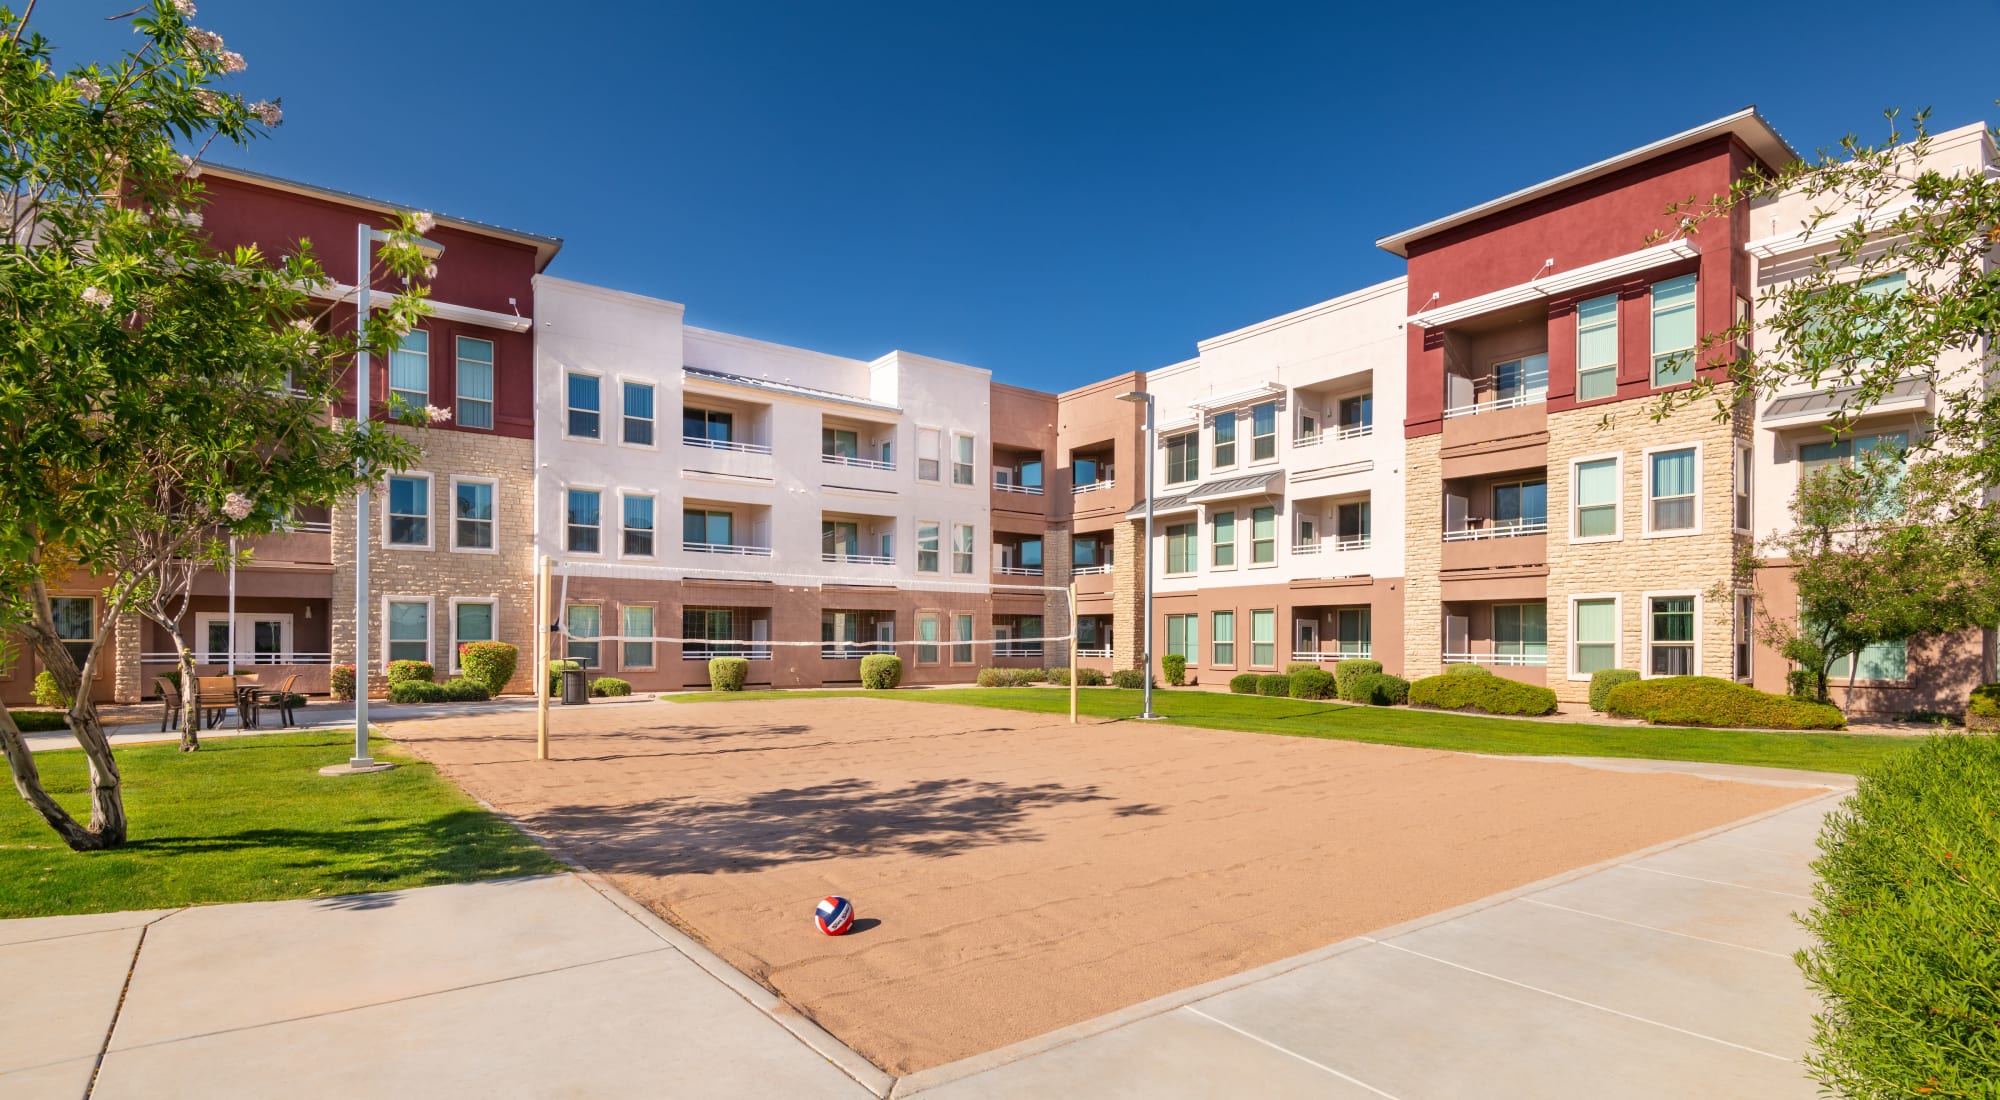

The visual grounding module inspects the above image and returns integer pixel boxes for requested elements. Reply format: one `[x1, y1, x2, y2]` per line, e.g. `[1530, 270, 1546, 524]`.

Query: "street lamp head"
[365, 227, 446, 259]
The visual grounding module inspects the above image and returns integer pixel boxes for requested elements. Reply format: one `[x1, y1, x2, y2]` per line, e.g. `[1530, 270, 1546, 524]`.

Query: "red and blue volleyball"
[814, 895, 854, 936]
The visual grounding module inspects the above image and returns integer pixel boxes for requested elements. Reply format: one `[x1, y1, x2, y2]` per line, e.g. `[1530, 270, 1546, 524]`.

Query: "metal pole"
[1068, 581, 1078, 725]
[226, 536, 237, 677]
[351, 223, 374, 769]
[536, 554, 551, 760]
[1140, 395, 1157, 719]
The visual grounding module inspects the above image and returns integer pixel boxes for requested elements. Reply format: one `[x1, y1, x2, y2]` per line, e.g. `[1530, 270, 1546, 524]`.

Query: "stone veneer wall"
[1543, 390, 1750, 705]
[1040, 521, 1074, 666]
[331, 426, 537, 696]
[1111, 519, 1144, 671]
[1401, 435, 1444, 680]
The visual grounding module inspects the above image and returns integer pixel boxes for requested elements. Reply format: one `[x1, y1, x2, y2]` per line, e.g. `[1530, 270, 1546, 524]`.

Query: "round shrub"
[1285, 662, 1321, 675]
[1966, 683, 2000, 731]
[1019, 667, 1050, 683]
[1074, 667, 1106, 687]
[1256, 674, 1292, 697]
[1603, 676, 1843, 730]
[708, 657, 750, 692]
[1289, 668, 1336, 700]
[1110, 668, 1151, 690]
[1588, 669, 1641, 712]
[386, 679, 447, 704]
[1228, 673, 1260, 695]
[442, 678, 491, 702]
[32, 670, 69, 709]
[1446, 663, 1493, 677]
[1407, 673, 1557, 716]
[1162, 654, 1188, 687]
[1046, 667, 1072, 686]
[976, 668, 1029, 688]
[590, 677, 632, 697]
[9, 709, 67, 732]
[1333, 659, 1383, 701]
[386, 660, 434, 687]
[860, 654, 903, 689]
[1354, 672, 1410, 706]
[1796, 735, 2000, 1096]
[458, 641, 519, 696]
[330, 665, 356, 701]
[546, 659, 580, 698]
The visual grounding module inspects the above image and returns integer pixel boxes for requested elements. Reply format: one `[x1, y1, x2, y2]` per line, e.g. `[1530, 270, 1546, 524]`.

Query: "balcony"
[1075, 646, 1113, 659]
[1443, 651, 1547, 667]
[821, 551, 894, 566]
[1441, 598, 1549, 684]
[1292, 645, 1372, 662]
[683, 541, 773, 557]
[1072, 478, 1116, 495]
[1443, 391, 1545, 420]
[1442, 520, 1548, 542]
[683, 435, 772, 456]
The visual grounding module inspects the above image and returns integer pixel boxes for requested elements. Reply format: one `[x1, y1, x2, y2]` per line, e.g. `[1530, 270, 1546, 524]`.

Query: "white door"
[1445, 615, 1470, 659]
[1295, 620, 1319, 658]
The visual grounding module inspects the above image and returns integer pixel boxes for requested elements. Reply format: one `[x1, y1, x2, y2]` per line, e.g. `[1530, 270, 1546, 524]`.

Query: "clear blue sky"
[34, 1, 2000, 392]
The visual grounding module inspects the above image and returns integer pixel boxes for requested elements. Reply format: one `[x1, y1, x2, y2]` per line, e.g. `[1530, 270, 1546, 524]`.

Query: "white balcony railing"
[1070, 563, 1113, 576]
[822, 552, 895, 566]
[1442, 520, 1548, 542]
[1441, 391, 1546, 420]
[994, 478, 1045, 495]
[1443, 651, 1549, 667]
[1334, 536, 1372, 552]
[995, 565, 1044, 577]
[1075, 646, 1114, 659]
[683, 542, 774, 557]
[140, 651, 333, 665]
[682, 646, 772, 661]
[820, 643, 896, 660]
[683, 435, 773, 455]
[1291, 647, 1373, 662]
[1072, 479, 1116, 495]
[822, 453, 894, 471]
[1295, 431, 1324, 447]
[1336, 423, 1374, 441]
[1292, 542, 1323, 556]
[279, 521, 333, 535]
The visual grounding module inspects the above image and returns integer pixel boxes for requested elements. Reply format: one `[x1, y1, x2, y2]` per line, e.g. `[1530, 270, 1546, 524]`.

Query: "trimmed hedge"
[32, 671, 68, 709]
[1110, 668, 1152, 690]
[1603, 676, 1844, 730]
[546, 659, 580, 698]
[1074, 667, 1106, 687]
[708, 657, 750, 692]
[1589, 669, 1640, 712]
[458, 642, 519, 696]
[1290, 668, 1336, 700]
[1162, 654, 1188, 686]
[1046, 667, 1071, 686]
[860, 654, 903, 689]
[1796, 735, 2000, 1096]
[386, 677, 490, 704]
[590, 677, 632, 697]
[1228, 673, 1260, 695]
[7, 709, 67, 732]
[1019, 667, 1050, 683]
[1446, 663, 1493, 677]
[386, 660, 434, 686]
[1408, 673, 1557, 716]
[1286, 663, 1321, 675]
[1354, 672, 1410, 706]
[1333, 659, 1383, 702]
[1967, 683, 2000, 731]
[330, 665, 356, 701]
[1256, 674, 1292, 698]
[977, 667, 1040, 688]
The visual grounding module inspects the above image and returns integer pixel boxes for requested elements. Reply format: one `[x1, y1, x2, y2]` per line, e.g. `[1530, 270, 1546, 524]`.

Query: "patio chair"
[255, 674, 300, 729]
[155, 676, 183, 733]
[193, 676, 252, 730]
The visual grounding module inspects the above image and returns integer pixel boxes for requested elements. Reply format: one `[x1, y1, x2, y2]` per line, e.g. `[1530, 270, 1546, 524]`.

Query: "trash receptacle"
[561, 668, 589, 706]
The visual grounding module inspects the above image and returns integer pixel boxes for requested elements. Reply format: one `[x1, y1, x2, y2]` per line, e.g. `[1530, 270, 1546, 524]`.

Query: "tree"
[0, 2, 440, 848]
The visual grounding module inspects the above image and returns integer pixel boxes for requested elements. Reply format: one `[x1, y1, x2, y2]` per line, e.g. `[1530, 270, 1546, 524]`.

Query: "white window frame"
[619, 376, 658, 451]
[1212, 412, 1237, 470]
[620, 603, 658, 672]
[1163, 521, 1198, 577]
[1249, 505, 1277, 567]
[1164, 432, 1198, 486]
[1650, 273, 1699, 388]
[383, 470, 434, 551]
[564, 368, 605, 443]
[1733, 444, 1752, 534]
[564, 484, 606, 558]
[1642, 441, 1703, 538]
[1566, 593, 1622, 681]
[950, 431, 976, 487]
[951, 523, 976, 575]
[193, 611, 296, 665]
[1641, 590, 1702, 679]
[619, 490, 657, 560]
[389, 328, 430, 409]
[916, 520, 941, 574]
[1568, 452, 1623, 544]
[447, 597, 499, 674]
[449, 475, 499, 555]
[381, 594, 434, 671]
[916, 427, 942, 483]
[565, 601, 604, 669]
[1250, 402, 1278, 463]
[454, 335, 495, 431]
[1733, 590, 1754, 683]
[1211, 509, 1236, 570]
[1575, 293, 1619, 403]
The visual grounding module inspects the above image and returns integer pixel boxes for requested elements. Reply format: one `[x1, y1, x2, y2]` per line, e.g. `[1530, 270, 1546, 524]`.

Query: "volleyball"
[815, 895, 855, 936]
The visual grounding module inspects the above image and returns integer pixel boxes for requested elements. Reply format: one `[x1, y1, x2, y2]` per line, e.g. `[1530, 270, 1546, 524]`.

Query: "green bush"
[860, 654, 903, 689]
[1228, 673, 1260, 695]
[1603, 676, 1843, 730]
[32, 670, 69, 709]
[1589, 669, 1640, 712]
[1256, 674, 1292, 697]
[1796, 735, 2000, 1096]
[977, 667, 1037, 688]
[1046, 667, 1071, 686]
[1446, 663, 1493, 677]
[708, 658, 750, 692]
[457, 641, 518, 696]
[1110, 668, 1151, 690]
[1289, 668, 1336, 700]
[1788, 669, 1822, 701]
[1074, 667, 1106, 687]
[1333, 659, 1383, 701]
[1285, 662, 1321, 675]
[1354, 672, 1410, 706]
[1019, 667, 1050, 683]
[1162, 654, 1188, 687]
[386, 679, 447, 704]
[7, 709, 67, 732]
[330, 665, 356, 701]
[1966, 683, 2000, 731]
[590, 677, 632, 697]
[442, 678, 490, 702]
[386, 660, 434, 686]
[1408, 673, 1557, 716]
[546, 659, 580, 698]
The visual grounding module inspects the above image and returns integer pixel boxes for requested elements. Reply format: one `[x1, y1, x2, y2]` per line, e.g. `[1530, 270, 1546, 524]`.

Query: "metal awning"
[1408, 241, 1698, 329]
[1188, 470, 1285, 504]
[1760, 377, 1930, 425]
[1123, 491, 1196, 519]
[682, 366, 901, 414]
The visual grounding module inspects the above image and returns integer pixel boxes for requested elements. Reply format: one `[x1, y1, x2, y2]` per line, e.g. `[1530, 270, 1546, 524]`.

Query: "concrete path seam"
[1515, 897, 1798, 959]
[1181, 1006, 1404, 1099]
[85, 907, 184, 1099]
[1367, 939, 1795, 1063]
[1620, 864, 1814, 901]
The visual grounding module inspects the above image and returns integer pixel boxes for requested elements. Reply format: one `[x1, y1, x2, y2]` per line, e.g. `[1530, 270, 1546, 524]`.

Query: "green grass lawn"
[666, 687, 1916, 775]
[0, 731, 561, 919]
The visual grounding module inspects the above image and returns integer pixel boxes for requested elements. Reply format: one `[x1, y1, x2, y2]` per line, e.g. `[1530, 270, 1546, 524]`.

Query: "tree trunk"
[0, 705, 96, 849]
[161, 621, 200, 753]
[24, 576, 127, 850]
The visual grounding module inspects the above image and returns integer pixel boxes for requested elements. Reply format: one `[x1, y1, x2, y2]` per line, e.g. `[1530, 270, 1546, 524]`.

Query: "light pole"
[1115, 390, 1161, 720]
[328, 222, 443, 777]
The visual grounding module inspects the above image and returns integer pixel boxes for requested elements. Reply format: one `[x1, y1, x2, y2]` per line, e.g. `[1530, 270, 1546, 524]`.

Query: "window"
[390, 329, 429, 407]
[1573, 457, 1619, 539]
[952, 434, 975, 486]
[50, 597, 94, 669]
[1801, 431, 1907, 485]
[1734, 594, 1753, 681]
[566, 489, 602, 554]
[1734, 446, 1752, 531]
[1165, 433, 1198, 485]
[1648, 447, 1697, 533]
[1829, 639, 1908, 682]
[387, 599, 430, 665]
[455, 336, 494, 429]
[682, 608, 737, 660]
[916, 613, 940, 664]
[388, 475, 430, 547]
[623, 494, 655, 557]
[453, 601, 494, 671]
[683, 407, 734, 445]
[952, 613, 974, 664]
[1212, 511, 1236, 567]
[1338, 394, 1373, 433]
[622, 381, 655, 446]
[567, 372, 601, 438]
[917, 428, 942, 482]
[822, 610, 862, 659]
[1335, 608, 1371, 657]
[566, 604, 601, 668]
[1251, 506, 1275, 564]
[1165, 522, 1197, 574]
[952, 524, 975, 574]
[1651, 273, 1697, 387]
[1493, 481, 1548, 530]
[1572, 598, 1618, 676]
[453, 479, 494, 551]
[1337, 501, 1371, 548]
[682, 509, 733, 550]
[1494, 354, 1549, 404]
[1648, 596, 1696, 676]
[1251, 402, 1277, 461]
[822, 520, 859, 560]
[1211, 611, 1235, 665]
[1073, 534, 1109, 569]
[1249, 609, 1276, 667]
[1166, 614, 1197, 663]
[1735, 294, 1753, 359]
[822, 427, 859, 461]
[1073, 453, 1111, 487]
[623, 606, 655, 669]
[1214, 413, 1237, 467]
[917, 522, 940, 573]
[1494, 604, 1548, 663]
[1297, 409, 1318, 442]
[1576, 294, 1618, 402]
